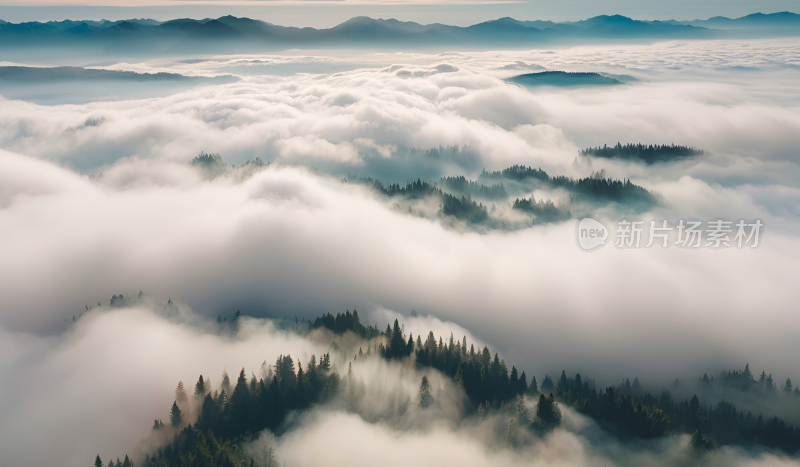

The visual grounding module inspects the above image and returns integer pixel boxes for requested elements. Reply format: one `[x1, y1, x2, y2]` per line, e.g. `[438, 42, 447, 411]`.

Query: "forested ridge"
[97, 310, 800, 466]
[581, 143, 705, 164]
[345, 164, 656, 230]
[438, 175, 508, 201]
[346, 175, 490, 225]
[478, 165, 656, 205]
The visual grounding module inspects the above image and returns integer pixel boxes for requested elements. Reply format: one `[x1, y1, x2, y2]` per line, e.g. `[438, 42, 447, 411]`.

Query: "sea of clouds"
[1, 37, 799, 466]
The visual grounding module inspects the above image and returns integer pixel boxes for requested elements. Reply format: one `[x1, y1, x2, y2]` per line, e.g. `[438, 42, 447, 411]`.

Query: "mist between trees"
[186, 148, 660, 233]
[96, 308, 800, 467]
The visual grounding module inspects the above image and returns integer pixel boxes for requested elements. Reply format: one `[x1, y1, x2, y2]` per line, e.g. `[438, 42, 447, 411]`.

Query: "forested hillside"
[344, 163, 655, 230]
[97, 310, 800, 466]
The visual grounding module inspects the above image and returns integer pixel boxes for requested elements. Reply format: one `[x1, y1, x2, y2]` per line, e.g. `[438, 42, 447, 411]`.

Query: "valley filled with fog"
[1, 24, 799, 467]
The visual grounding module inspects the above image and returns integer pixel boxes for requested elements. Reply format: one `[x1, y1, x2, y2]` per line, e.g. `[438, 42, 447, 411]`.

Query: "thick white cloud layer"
[1, 149, 797, 381]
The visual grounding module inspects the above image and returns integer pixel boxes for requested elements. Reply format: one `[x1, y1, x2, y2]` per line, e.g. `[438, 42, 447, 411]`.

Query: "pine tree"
[194, 375, 206, 397]
[691, 431, 714, 452]
[346, 362, 357, 407]
[785, 378, 793, 393]
[222, 369, 232, 395]
[557, 371, 569, 394]
[515, 395, 530, 422]
[229, 368, 251, 435]
[541, 375, 553, 392]
[94, 454, 103, 467]
[388, 319, 407, 359]
[319, 353, 331, 374]
[218, 389, 229, 408]
[169, 401, 182, 427]
[519, 371, 529, 394]
[296, 362, 308, 407]
[510, 366, 519, 395]
[419, 376, 434, 409]
[743, 363, 753, 382]
[454, 364, 465, 389]
[535, 393, 561, 429]
[527, 375, 539, 395]
[175, 381, 187, 407]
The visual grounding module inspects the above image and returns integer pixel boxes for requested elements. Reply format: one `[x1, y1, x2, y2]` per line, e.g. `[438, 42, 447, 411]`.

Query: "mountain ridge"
[0, 12, 797, 55]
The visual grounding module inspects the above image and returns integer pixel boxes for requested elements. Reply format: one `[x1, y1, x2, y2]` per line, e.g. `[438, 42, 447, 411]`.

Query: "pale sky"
[0, 0, 798, 27]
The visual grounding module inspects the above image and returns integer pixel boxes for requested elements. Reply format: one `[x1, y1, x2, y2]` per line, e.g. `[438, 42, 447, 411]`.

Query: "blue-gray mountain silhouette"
[0, 13, 796, 55]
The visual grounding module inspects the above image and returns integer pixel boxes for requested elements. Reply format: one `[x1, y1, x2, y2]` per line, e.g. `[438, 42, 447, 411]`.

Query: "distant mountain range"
[0, 12, 797, 55]
[676, 11, 800, 28]
[0, 66, 240, 105]
[0, 66, 237, 83]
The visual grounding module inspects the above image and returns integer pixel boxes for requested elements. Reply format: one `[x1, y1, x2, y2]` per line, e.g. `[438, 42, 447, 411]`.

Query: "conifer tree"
[169, 401, 182, 427]
[557, 371, 569, 394]
[743, 363, 753, 382]
[454, 365, 465, 390]
[194, 375, 206, 397]
[319, 353, 331, 374]
[94, 454, 103, 467]
[515, 395, 530, 423]
[535, 393, 561, 429]
[510, 366, 519, 395]
[388, 319, 407, 358]
[346, 362, 357, 408]
[175, 381, 187, 407]
[527, 375, 539, 395]
[419, 376, 434, 409]
[691, 431, 714, 452]
[229, 368, 251, 435]
[541, 375, 553, 392]
[519, 371, 529, 394]
[221, 369, 232, 395]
